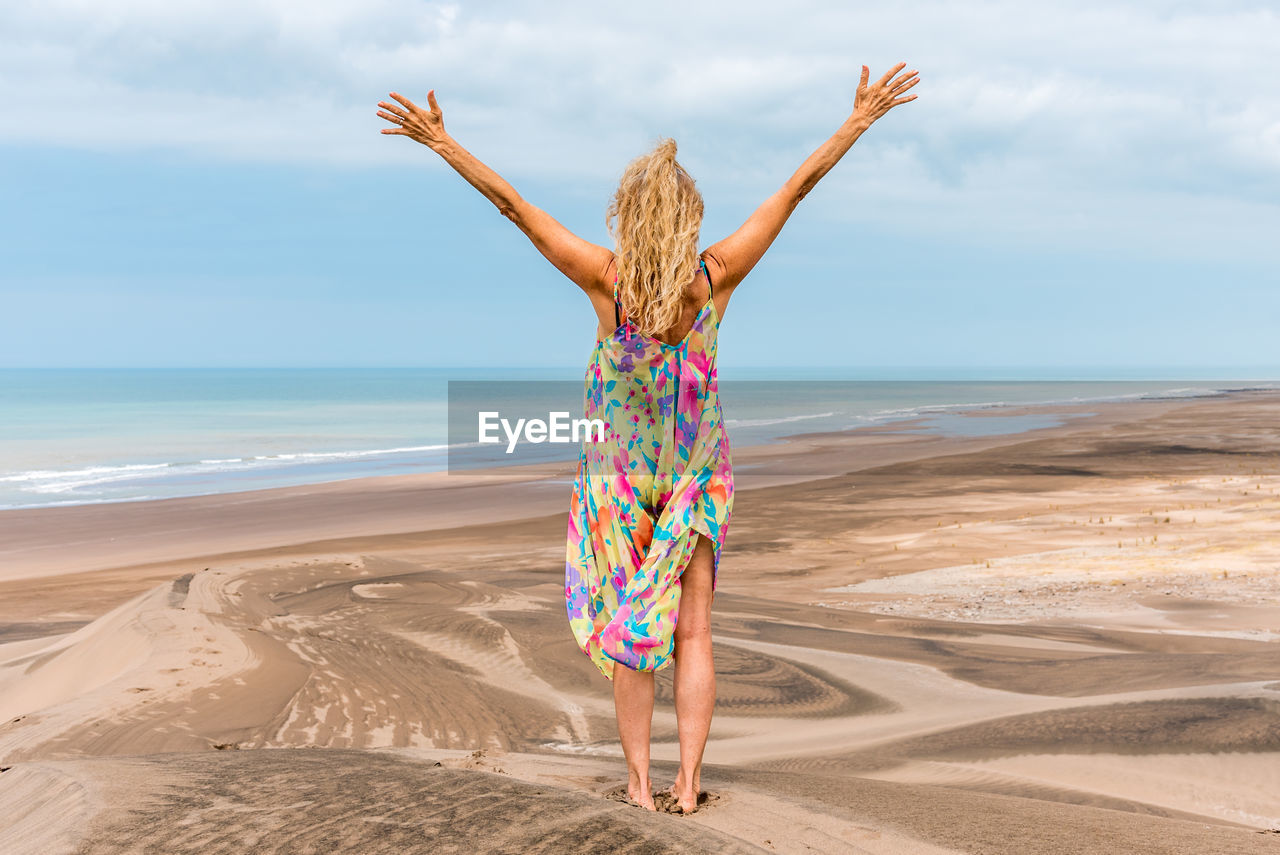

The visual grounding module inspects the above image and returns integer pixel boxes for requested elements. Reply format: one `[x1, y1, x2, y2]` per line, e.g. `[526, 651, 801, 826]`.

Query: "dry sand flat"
[3, 749, 771, 855]
[2, 390, 1280, 852]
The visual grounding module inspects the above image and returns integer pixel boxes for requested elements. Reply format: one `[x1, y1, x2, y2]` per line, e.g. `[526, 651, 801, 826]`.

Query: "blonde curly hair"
[605, 137, 704, 338]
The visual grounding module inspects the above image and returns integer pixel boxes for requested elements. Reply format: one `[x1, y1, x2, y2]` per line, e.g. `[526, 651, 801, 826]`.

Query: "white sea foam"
[724, 411, 835, 429]
[852, 384, 1245, 426]
[0, 463, 171, 484]
[0, 443, 454, 496]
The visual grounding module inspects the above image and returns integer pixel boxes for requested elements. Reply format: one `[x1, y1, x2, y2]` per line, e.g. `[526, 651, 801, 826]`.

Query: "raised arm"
[377, 90, 612, 296]
[703, 63, 919, 305]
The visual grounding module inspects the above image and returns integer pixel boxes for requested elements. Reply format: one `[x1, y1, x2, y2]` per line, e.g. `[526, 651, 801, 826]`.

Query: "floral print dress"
[565, 257, 734, 680]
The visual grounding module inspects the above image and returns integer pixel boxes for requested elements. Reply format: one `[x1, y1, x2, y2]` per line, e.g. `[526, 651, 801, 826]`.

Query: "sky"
[1, 0, 1277, 373]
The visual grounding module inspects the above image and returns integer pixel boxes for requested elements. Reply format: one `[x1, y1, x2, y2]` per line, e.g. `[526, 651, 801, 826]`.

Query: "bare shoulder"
[592, 253, 617, 296]
[700, 248, 728, 290]
[700, 246, 735, 319]
[585, 253, 617, 332]
[700, 247, 738, 302]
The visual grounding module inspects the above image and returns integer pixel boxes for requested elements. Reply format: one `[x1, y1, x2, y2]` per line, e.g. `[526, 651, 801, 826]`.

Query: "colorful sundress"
[564, 257, 734, 681]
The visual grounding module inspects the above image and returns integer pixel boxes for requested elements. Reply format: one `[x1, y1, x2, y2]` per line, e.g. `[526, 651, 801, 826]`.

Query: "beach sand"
[2, 389, 1279, 853]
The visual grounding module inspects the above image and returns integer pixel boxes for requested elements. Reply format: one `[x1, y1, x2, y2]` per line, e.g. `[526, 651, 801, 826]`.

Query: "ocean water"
[1, 368, 1275, 510]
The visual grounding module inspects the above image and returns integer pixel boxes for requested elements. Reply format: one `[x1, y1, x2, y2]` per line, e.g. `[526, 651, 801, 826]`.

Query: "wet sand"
[2, 389, 1279, 853]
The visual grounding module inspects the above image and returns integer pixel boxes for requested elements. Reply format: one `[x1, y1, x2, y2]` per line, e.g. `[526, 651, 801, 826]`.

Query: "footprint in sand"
[604, 784, 721, 814]
[439, 748, 508, 775]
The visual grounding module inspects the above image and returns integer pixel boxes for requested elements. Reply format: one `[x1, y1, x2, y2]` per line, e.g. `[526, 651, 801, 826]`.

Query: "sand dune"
[5, 747, 1276, 855]
[3, 749, 771, 855]
[3, 391, 1280, 852]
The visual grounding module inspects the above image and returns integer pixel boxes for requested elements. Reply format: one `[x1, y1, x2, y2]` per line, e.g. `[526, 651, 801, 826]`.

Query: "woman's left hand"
[377, 90, 449, 149]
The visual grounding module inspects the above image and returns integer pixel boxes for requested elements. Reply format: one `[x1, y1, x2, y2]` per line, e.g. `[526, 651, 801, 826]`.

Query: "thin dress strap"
[701, 257, 712, 298]
[613, 272, 628, 338]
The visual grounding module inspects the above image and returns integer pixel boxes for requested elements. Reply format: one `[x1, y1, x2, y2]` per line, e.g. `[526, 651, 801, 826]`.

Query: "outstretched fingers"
[378, 100, 409, 120]
[388, 91, 420, 113]
[377, 89, 447, 146]
[876, 61, 906, 88]
[890, 71, 919, 92]
[376, 96, 412, 134]
[890, 77, 920, 104]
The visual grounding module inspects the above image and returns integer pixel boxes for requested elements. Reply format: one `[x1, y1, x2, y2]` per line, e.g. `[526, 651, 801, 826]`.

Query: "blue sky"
[1, 1, 1277, 372]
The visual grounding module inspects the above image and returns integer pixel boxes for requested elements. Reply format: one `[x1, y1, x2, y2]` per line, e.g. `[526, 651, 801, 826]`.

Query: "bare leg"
[669, 532, 716, 813]
[613, 663, 656, 809]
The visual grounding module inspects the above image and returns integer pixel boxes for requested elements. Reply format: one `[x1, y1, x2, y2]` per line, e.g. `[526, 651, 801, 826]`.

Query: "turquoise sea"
[1, 368, 1276, 510]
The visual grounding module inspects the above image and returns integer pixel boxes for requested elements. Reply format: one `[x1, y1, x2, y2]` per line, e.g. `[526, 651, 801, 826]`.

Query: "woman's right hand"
[378, 89, 450, 150]
[852, 63, 919, 124]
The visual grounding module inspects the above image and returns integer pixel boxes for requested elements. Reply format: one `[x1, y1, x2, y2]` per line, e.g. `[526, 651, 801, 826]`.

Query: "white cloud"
[1, 0, 1277, 259]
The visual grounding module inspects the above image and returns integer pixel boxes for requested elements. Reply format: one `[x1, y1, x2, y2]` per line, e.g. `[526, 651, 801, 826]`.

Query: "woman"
[376, 62, 919, 812]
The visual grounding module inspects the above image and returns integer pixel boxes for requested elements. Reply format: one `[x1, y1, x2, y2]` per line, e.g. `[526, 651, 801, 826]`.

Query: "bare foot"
[628, 777, 656, 811]
[665, 780, 700, 814]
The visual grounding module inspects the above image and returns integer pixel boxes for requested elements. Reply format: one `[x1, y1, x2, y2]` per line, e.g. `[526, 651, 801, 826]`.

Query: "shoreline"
[4, 387, 1277, 585]
[4, 378, 1276, 514]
